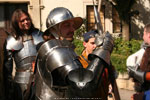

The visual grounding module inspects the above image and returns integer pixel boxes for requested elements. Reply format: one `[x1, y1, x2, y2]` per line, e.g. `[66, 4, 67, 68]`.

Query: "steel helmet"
[45, 7, 83, 34]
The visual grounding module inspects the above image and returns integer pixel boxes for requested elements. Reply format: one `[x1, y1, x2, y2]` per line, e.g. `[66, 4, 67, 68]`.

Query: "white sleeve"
[126, 48, 145, 67]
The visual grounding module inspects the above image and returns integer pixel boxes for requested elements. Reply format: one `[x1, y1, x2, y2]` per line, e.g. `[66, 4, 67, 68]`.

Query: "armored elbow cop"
[37, 39, 82, 87]
[89, 31, 114, 65]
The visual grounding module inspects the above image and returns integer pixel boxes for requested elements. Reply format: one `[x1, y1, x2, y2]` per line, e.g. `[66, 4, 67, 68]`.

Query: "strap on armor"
[32, 30, 44, 45]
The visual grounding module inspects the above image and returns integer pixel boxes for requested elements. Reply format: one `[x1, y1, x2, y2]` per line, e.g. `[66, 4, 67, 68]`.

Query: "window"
[112, 7, 121, 33]
[0, 5, 5, 27]
[86, 5, 105, 31]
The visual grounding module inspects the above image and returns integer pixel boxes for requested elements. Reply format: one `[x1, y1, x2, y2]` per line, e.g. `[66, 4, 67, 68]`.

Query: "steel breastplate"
[14, 39, 37, 70]
[6, 30, 44, 70]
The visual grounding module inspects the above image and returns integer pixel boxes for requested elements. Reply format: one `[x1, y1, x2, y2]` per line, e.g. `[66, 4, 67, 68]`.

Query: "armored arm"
[89, 31, 114, 65]
[3, 35, 23, 82]
[88, 32, 121, 100]
[67, 32, 114, 98]
[3, 40, 13, 82]
[3, 36, 23, 100]
[3, 40, 14, 100]
[88, 31, 114, 88]
[127, 66, 150, 83]
[69, 32, 114, 87]
[35, 37, 114, 99]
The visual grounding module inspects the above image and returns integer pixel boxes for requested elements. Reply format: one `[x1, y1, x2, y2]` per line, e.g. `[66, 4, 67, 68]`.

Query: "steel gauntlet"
[89, 31, 114, 65]
[101, 31, 114, 52]
[127, 66, 145, 83]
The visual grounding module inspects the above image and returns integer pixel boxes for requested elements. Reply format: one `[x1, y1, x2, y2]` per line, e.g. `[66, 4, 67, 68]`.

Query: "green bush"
[74, 19, 87, 40]
[73, 39, 84, 55]
[111, 54, 127, 73]
[74, 25, 86, 40]
[73, 21, 86, 55]
[113, 38, 142, 55]
[111, 38, 143, 73]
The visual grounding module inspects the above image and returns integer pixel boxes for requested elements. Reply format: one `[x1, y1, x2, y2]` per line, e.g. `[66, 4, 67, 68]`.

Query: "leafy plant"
[73, 39, 84, 55]
[74, 19, 87, 40]
[111, 54, 127, 73]
[111, 38, 142, 73]
[113, 38, 142, 55]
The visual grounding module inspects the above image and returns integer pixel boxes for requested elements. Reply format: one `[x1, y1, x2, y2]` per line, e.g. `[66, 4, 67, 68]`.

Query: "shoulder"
[32, 29, 44, 45]
[6, 35, 23, 51]
[32, 29, 43, 36]
[126, 48, 145, 66]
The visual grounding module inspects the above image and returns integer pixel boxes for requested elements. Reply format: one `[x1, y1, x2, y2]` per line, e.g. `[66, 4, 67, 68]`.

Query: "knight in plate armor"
[3, 9, 44, 100]
[127, 23, 150, 100]
[34, 7, 114, 100]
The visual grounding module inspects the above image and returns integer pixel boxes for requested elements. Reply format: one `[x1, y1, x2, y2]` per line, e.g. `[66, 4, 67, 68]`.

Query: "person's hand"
[102, 31, 114, 53]
[127, 66, 145, 83]
[89, 31, 114, 65]
[95, 31, 114, 53]
[94, 33, 104, 47]
[127, 66, 136, 77]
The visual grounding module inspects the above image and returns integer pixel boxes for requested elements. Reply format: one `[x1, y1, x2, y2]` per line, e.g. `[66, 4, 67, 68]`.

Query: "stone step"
[116, 73, 134, 91]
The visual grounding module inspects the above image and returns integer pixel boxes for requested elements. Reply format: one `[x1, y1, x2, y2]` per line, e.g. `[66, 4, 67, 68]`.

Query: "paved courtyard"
[119, 88, 135, 100]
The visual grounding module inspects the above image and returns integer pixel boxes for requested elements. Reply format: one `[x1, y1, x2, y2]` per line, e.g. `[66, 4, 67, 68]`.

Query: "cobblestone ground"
[119, 88, 136, 100]
[107, 88, 136, 100]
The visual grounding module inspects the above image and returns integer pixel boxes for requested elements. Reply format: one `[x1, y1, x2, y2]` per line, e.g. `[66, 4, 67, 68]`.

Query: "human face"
[143, 28, 150, 44]
[59, 20, 75, 42]
[18, 13, 31, 32]
[83, 37, 96, 55]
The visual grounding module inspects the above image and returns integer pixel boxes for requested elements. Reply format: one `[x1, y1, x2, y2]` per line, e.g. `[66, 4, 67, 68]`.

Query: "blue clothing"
[144, 90, 150, 100]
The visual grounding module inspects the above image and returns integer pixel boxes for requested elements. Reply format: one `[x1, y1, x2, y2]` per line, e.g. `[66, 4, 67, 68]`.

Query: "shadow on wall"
[131, 0, 150, 40]
[104, 0, 150, 40]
